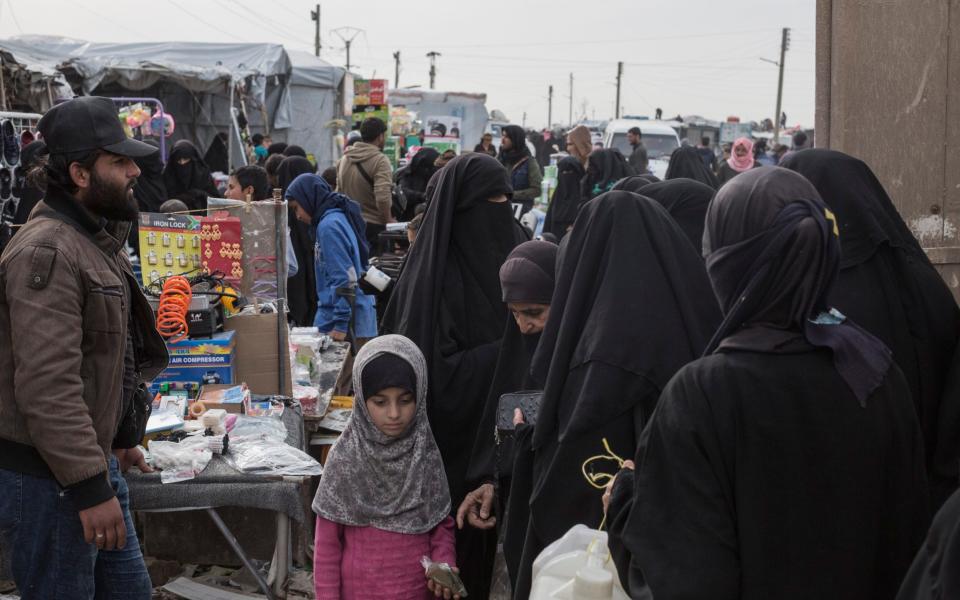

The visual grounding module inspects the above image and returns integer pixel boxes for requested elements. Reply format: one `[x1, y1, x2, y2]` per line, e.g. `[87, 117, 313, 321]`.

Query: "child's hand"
[425, 566, 462, 600]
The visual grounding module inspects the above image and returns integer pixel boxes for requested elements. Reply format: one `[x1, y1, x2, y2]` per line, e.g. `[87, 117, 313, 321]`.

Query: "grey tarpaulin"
[126, 405, 309, 523]
[0, 36, 345, 170]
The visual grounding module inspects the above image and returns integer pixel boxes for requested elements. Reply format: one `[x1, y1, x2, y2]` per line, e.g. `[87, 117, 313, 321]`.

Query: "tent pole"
[228, 84, 234, 170]
[0, 56, 7, 111]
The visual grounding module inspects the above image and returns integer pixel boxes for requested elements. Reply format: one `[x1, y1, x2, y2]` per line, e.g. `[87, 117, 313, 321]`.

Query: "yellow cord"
[581, 437, 626, 490]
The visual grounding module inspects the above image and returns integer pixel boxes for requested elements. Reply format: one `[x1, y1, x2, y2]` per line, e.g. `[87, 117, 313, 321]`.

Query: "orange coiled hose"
[156, 275, 193, 344]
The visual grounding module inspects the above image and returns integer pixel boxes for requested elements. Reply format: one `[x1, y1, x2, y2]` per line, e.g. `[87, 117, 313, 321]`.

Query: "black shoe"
[12, 166, 25, 199]
[0, 168, 11, 201]
[1, 121, 18, 168]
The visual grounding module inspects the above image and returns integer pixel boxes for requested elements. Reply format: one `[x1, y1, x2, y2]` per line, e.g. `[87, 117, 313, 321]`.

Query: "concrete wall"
[816, 0, 960, 296]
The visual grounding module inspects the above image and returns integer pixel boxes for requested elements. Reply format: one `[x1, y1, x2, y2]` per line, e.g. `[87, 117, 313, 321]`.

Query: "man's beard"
[83, 170, 139, 222]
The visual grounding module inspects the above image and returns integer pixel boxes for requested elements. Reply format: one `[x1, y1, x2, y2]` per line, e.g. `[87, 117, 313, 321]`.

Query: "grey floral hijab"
[312, 335, 451, 534]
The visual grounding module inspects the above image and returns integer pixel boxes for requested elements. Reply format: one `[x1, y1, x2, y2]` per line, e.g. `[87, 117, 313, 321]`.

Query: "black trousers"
[365, 222, 385, 256]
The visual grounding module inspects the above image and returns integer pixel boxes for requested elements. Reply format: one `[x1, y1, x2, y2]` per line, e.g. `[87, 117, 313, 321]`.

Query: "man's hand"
[79, 497, 126, 551]
[330, 330, 347, 342]
[426, 566, 462, 600]
[113, 447, 153, 474]
[602, 459, 635, 515]
[456, 483, 496, 530]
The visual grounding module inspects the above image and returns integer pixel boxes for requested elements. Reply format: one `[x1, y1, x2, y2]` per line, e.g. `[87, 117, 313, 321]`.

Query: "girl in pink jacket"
[312, 334, 460, 599]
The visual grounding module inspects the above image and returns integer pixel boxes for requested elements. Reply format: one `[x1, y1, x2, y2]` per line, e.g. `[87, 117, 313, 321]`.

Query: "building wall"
[816, 0, 960, 297]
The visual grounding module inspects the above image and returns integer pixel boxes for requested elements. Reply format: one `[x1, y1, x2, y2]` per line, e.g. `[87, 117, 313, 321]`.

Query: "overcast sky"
[0, 0, 816, 129]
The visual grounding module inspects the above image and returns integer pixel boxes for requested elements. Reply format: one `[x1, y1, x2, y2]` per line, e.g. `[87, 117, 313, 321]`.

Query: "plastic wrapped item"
[294, 384, 323, 416]
[220, 415, 323, 476]
[149, 435, 213, 483]
[422, 556, 468, 597]
[529, 525, 629, 600]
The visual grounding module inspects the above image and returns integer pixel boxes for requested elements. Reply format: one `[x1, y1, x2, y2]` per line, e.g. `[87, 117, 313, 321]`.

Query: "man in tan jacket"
[0, 96, 168, 598]
[337, 117, 394, 254]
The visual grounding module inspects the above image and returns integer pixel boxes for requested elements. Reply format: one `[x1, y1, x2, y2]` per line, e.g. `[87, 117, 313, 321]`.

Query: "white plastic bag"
[148, 435, 213, 483]
[529, 524, 630, 600]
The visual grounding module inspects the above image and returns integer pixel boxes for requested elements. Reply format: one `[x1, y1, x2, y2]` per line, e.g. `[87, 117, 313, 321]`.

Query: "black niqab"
[284, 145, 307, 158]
[581, 149, 635, 201]
[703, 166, 892, 405]
[542, 155, 585, 237]
[666, 145, 721, 189]
[613, 178, 713, 254]
[782, 149, 960, 506]
[397, 147, 440, 219]
[133, 140, 168, 214]
[278, 156, 319, 326]
[163, 140, 219, 210]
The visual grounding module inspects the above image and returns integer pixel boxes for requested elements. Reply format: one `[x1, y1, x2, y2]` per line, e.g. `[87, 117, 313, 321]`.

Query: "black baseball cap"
[38, 96, 158, 158]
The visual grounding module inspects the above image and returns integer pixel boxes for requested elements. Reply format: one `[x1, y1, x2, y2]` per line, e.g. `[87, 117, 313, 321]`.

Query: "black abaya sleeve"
[623, 372, 741, 600]
[896, 486, 960, 600]
[606, 467, 635, 594]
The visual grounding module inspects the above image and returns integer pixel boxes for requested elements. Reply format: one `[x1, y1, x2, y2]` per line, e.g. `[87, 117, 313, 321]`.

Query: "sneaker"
[0, 168, 11, 201]
[1, 121, 18, 168]
[12, 166, 25, 199]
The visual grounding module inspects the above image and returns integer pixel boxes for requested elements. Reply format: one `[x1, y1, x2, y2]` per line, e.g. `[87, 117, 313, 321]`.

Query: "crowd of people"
[2, 98, 960, 600]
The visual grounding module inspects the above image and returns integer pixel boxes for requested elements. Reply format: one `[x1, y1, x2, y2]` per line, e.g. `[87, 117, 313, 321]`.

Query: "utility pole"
[393, 51, 401, 88]
[522, 112, 527, 128]
[547, 85, 553, 129]
[773, 27, 791, 141]
[426, 51, 441, 89]
[310, 4, 321, 57]
[568, 73, 573, 126]
[615, 61, 623, 119]
[332, 27, 363, 71]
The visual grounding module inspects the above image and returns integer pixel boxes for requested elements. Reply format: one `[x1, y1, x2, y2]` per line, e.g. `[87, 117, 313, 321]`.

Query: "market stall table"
[127, 406, 308, 600]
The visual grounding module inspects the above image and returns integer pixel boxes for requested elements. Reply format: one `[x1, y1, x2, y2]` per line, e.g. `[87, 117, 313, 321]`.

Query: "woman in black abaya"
[580, 148, 635, 201]
[613, 176, 715, 254]
[782, 149, 960, 508]
[607, 167, 928, 600]
[163, 140, 219, 211]
[665, 144, 721, 189]
[381, 153, 529, 599]
[513, 190, 721, 599]
[278, 156, 318, 326]
[395, 147, 440, 220]
[897, 486, 960, 600]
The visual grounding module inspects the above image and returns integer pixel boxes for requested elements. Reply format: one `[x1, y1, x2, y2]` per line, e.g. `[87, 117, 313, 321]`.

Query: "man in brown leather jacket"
[0, 96, 168, 598]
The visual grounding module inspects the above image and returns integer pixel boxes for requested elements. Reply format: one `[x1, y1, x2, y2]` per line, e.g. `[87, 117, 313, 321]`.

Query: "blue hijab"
[286, 173, 370, 269]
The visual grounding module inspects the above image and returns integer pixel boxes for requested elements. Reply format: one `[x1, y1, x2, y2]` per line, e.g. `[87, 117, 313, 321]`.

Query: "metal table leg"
[205, 507, 275, 600]
[271, 512, 290, 598]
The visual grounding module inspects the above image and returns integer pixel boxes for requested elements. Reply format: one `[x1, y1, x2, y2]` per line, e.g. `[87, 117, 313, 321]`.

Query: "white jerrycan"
[529, 524, 630, 600]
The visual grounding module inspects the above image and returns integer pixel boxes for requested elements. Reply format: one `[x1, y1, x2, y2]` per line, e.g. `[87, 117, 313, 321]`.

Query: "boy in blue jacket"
[286, 174, 377, 393]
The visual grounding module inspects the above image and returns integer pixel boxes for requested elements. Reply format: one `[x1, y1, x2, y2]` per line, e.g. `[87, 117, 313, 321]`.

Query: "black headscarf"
[360, 351, 418, 399]
[703, 166, 892, 405]
[397, 148, 440, 219]
[13, 141, 48, 226]
[284, 145, 307, 158]
[614, 178, 714, 254]
[163, 140, 219, 209]
[581, 149, 635, 201]
[780, 149, 928, 267]
[203, 133, 229, 174]
[267, 142, 288, 156]
[499, 240, 557, 305]
[381, 153, 528, 599]
[132, 140, 168, 214]
[278, 156, 319, 326]
[542, 155, 586, 237]
[666, 145, 721, 189]
[782, 149, 960, 505]
[498, 125, 530, 165]
[516, 192, 721, 596]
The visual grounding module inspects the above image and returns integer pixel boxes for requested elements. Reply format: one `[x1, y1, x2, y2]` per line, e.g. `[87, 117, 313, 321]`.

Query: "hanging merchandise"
[199, 212, 244, 285]
[137, 212, 203, 288]
[207, 198, 288, 306]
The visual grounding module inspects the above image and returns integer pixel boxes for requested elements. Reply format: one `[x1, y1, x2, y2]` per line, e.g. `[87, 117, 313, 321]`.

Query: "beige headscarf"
[566, 125, 592, 164]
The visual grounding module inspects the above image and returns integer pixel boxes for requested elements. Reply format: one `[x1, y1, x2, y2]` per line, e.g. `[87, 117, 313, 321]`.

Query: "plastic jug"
[529, 525, 630, 600]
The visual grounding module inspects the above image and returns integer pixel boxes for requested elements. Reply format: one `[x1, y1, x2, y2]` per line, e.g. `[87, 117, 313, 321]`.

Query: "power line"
[6, 0, 24, 34]
[168, 0, 246, 41]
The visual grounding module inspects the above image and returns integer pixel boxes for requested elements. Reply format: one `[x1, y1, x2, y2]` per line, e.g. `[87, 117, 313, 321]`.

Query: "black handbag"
[496, 390, 542, 434]
[113, 382, 153, 449]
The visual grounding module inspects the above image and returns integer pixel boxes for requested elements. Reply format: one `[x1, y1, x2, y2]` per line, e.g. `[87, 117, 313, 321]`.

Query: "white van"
[602, 119, 681, 180]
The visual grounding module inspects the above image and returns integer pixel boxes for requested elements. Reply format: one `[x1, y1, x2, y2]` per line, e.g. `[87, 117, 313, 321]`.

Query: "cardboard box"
[223, 312, 292, 396]
[195, 384, 248, 415]
[152, 331, 237, 390]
